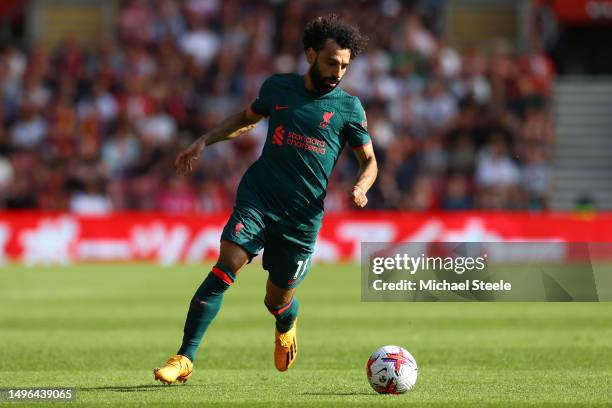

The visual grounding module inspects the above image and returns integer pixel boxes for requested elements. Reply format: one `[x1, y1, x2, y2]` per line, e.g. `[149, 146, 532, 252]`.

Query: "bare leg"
[265, 278, 298, 333]
[218, 239, 250, 276]
[265, 278, 295, 308]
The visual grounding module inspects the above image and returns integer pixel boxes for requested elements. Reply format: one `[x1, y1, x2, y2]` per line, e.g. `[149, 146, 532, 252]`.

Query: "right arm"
[175, 108, 264, 175]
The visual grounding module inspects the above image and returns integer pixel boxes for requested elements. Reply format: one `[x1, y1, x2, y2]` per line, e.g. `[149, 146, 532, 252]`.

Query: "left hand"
[175, 140, 205, 175]
[350, 185, 368, 208]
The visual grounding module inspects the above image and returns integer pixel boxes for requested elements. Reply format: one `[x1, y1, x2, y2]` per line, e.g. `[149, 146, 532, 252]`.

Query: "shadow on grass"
[300, 391, 374, 396]
[80, 384, 193, 393]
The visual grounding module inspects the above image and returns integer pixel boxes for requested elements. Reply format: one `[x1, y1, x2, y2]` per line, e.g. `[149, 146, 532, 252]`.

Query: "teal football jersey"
[236, 73, 371, 230]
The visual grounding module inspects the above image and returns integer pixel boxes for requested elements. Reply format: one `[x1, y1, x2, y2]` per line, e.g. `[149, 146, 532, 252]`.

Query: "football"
[366, 345, 418, 394]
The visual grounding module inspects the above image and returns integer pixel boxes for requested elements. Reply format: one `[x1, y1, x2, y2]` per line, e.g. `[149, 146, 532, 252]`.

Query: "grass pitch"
[1, 262, 611, 407]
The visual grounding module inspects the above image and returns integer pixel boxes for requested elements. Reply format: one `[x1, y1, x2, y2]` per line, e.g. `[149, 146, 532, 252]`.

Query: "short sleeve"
[344, 98, 371, 149]
[250, 76, 274, 117]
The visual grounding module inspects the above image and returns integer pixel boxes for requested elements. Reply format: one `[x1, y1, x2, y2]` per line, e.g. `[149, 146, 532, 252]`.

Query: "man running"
[154, 13, 377, 384]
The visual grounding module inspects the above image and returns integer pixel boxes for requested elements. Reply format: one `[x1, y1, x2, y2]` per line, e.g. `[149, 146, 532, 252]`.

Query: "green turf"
[1, 262, 611, 407]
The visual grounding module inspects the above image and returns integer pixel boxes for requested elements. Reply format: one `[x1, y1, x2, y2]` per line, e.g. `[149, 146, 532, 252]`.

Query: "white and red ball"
[366, 345, 418, 394]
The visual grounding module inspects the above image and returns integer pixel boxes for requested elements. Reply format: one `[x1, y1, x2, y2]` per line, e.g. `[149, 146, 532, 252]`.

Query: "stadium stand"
[0, 0, 555, 213]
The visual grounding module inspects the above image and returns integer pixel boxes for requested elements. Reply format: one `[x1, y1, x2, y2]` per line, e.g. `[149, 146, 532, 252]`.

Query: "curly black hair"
[302, 14, 368, 58]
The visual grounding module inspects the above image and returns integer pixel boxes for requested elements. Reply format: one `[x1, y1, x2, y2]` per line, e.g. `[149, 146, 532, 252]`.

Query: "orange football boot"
[274, 319, 298, 372]
[153, 355, 193, 384]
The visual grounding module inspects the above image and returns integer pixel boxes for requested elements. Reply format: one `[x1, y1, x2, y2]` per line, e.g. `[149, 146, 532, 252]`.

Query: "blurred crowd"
[0, 0, 556, 213]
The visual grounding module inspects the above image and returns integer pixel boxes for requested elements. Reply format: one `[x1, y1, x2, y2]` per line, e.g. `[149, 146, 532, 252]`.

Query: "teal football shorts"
[220, 206, 318, 289]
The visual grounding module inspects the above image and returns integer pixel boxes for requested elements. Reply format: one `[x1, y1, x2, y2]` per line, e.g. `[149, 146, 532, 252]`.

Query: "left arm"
[350, 143, 378, 208]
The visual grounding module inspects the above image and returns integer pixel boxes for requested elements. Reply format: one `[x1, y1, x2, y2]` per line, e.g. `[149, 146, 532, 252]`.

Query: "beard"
[309, 58, 340, 94]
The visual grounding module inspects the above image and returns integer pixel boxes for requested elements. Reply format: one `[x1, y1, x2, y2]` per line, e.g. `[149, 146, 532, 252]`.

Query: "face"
[307, 39, 351, 93]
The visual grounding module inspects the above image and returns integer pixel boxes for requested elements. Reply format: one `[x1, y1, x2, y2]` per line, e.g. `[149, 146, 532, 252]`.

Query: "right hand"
[350, 185, 368, 208]
[175, 141, 203, 175]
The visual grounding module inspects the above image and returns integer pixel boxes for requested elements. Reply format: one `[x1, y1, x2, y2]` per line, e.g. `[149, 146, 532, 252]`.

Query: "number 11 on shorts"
[292, 257, 310, 282]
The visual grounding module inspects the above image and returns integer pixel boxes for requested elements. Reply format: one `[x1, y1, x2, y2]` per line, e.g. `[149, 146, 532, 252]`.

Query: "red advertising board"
[0, 212, 609, 264]
[537, 0, 612, 24]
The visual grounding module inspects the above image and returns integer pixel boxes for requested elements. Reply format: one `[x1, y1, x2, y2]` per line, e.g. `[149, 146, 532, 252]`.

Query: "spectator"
[520, 144, 552, 210]
[102, 120, 140, 178]
[441, 174, 472, 210]
[137, 101, 177, 146]
[10, 104, 47, 149]
[156, 175, 198, 213]
[179, 13, 220, 67]
[69, 178, 113, 214]
[475, 132, 520, 209]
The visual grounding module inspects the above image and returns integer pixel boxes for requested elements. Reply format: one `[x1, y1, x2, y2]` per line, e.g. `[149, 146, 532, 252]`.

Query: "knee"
[264, 291, 293, 308]
[216, 258, 241, 277]
[264, 296, 281, 310]
[265, 278, 295, 308]
[218, 240, 249, 274]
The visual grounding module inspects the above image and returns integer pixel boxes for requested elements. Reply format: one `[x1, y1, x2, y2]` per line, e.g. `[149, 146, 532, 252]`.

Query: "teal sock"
[177, 263, 235, 362]
[265, 297, 299, 333]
